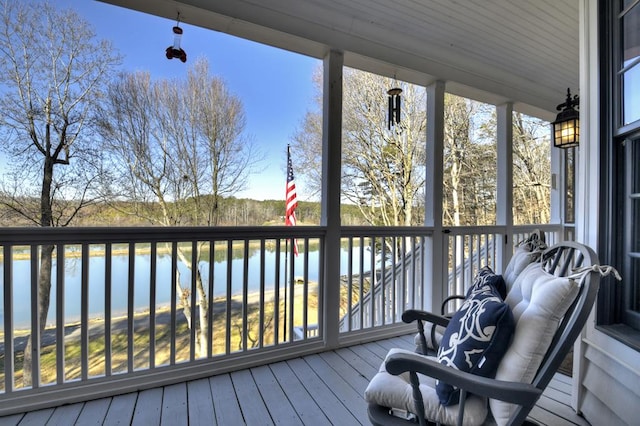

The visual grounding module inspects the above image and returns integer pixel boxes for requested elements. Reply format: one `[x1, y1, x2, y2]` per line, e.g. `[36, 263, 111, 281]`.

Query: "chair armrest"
[441, 295, 466, 316]
[402, 310, 451, 354]
[401, 309, 450, 328]
[385, 351, 542, 406]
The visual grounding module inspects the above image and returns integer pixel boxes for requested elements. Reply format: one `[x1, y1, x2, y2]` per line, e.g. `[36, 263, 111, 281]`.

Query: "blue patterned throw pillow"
[465, 265, 507, 300]
[436, 266, 515, 406]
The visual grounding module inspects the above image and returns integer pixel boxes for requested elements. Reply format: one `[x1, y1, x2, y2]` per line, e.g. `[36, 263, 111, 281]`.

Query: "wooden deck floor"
[0, 334, 590, 426]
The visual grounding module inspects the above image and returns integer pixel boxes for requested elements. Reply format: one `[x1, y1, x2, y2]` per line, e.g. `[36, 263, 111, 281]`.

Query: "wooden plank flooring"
[0, 335, 590, 426]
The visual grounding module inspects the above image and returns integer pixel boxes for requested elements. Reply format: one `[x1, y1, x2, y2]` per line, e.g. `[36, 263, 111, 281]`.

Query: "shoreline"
[1, 281, 319, 353]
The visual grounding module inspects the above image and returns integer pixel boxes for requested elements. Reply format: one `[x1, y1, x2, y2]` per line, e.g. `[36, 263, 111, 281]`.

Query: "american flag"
[285, 146, 299, 256]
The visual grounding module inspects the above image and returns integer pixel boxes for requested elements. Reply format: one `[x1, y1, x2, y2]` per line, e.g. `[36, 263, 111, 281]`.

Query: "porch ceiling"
[99, 0, 579, 121]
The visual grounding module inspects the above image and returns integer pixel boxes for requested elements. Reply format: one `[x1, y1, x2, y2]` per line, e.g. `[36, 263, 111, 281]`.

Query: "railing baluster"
[381, 236, 387, 325]
[3, 245, 14, 393]
[225, 240, 232, 354]
[370, 236, 376, 327]
[358, 236, 364, 330]
[81, 243, 89, 381]
[401, 236, 407, 316]
[150, 242, 157, 369]
[170, 242, 178, 364]
[190, 241, 197, 361]
[274, 239, 281, 344]
[258, 239, 265, 348]
[104, 243, 112, 376]
[30, 244, 40, 388]
[127, 243, 135, 373]
[407, 237, 415, 310]
[242, 239, 249, 351]
[476, 233, 481, 272]
[104, 243, 113, 376]
[207, 240, 214, 357]
[346, 237, 353, 332]
[287, 238, 295, 343]
[417, 236, 424, 310]
[56, 243, 65, 383]
[302, 237, 309, 339]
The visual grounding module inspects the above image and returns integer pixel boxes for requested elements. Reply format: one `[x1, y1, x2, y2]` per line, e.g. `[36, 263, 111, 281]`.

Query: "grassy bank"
[0, 282, 322, 390]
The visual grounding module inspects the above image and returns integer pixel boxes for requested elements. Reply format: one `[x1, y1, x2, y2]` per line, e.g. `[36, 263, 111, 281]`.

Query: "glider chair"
[406, 231, 548, 357]
[365, 241, 620, 426]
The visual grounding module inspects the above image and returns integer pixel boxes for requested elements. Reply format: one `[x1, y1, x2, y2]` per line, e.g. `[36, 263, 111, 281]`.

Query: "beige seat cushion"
[364, 348, 489, 426]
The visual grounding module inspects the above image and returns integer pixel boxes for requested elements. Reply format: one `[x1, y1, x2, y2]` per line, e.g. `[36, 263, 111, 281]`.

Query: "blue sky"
[58, 0, 320, 201]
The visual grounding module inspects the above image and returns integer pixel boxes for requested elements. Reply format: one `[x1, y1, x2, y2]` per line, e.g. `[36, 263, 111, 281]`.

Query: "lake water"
[1, 246, 375, 328]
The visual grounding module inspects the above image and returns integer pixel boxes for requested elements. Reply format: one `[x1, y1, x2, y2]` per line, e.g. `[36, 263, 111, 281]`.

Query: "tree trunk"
[23, 154, 55, 386]
[174, 246, 210, 358]
[22, 245, 55, 387]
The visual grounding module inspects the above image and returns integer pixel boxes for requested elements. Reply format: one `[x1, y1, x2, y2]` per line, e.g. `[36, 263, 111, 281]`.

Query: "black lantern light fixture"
[165, 13, 187, 63]
[387, 86, 402, 130]
[552, 88, 579, 149]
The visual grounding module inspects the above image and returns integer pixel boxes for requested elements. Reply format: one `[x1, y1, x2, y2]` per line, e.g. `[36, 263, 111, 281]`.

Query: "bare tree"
[291, 67, 427, 226]
[512, 113, 551, 224]
[292, 69, 551, 230]
[98, 58, 260, 356]
[442, 94, 497, 227]
[182, 58, 257, 225]
[0, 0, 120, 384]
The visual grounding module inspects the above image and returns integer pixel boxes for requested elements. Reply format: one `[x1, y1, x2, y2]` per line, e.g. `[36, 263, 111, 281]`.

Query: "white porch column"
[550, 145, 564, 227]
[424, 81, 445, 312]
[572, 0, 599, 413]
[321, 50, 343, 349]
[496, 102, 514, 272]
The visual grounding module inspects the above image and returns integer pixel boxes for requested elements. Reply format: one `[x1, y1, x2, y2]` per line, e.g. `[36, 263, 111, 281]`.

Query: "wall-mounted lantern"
[552, 88, 579, 149]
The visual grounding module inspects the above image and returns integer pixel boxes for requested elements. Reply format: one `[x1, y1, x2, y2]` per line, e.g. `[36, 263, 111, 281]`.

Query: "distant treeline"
[0, 196, 368, 227]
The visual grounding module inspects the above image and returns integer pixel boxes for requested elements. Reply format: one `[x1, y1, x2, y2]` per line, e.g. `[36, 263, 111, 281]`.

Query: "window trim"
[598, 0, 640, 344]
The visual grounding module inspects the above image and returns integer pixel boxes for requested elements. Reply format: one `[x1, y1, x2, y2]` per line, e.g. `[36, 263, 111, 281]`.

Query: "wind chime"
[165, 13, 187, 63]
[387, 85, 402, 130]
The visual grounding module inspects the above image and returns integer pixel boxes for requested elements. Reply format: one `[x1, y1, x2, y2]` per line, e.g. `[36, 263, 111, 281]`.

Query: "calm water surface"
[1, 246, 374, 328]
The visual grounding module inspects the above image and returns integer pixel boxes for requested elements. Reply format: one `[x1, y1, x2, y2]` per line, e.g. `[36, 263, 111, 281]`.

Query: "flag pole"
[284, 144, 299, 342]
[283, 238, 288, 342]
[283, 145, 288, 342]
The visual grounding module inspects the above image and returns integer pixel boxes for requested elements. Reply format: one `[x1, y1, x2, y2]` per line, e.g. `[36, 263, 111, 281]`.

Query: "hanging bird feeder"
[165, 14, 187, 63]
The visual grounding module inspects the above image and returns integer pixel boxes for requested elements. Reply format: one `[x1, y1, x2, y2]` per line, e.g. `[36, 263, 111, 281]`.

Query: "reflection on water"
[1, 245, 373, 328]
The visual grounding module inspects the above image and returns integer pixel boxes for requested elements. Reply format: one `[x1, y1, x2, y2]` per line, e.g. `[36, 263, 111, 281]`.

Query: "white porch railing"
[338, 229, 430, 333]
[0, 224, 562, 415]
[440, 226, 561, 312]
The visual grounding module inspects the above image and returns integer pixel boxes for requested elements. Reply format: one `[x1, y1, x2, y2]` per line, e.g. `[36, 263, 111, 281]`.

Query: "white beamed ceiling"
[99, 0, 579, 120]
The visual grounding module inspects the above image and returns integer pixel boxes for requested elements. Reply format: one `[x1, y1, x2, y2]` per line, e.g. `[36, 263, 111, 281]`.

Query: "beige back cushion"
[490, 262, 579, 425]
[502, 234, 546, 290]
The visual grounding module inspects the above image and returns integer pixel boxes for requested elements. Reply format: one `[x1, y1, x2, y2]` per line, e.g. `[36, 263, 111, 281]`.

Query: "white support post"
[550, 138, 564, 226]
[321, 50, 343, 349]
[424, 81, 445, 312]
[496, 103, 514, 272]
[572, 0, 599, 413]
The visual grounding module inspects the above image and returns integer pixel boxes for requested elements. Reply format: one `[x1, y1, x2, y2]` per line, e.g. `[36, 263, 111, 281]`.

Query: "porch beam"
[321, 49, 343, 349]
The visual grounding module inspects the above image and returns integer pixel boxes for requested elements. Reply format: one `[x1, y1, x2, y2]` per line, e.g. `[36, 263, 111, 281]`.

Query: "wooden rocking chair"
[365, 241, 618, 426]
